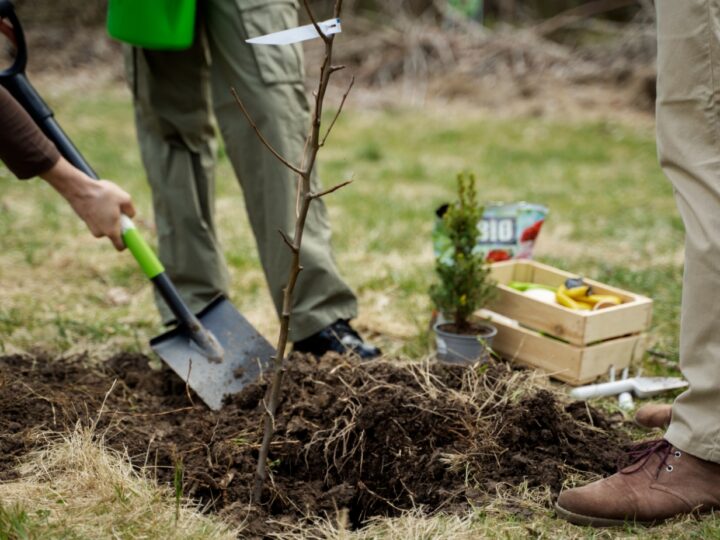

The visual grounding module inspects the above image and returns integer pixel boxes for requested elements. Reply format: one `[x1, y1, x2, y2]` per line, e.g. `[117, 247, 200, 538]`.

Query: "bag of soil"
[434, 202, 548, 264]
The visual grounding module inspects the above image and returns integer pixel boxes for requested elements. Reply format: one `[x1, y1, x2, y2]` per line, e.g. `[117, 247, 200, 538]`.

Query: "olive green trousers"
[125, 0, 357, 340]
[657, 0, 720, 464]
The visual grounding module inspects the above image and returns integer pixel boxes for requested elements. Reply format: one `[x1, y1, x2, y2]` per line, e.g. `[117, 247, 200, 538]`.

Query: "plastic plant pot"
[433, 322, 497, 365]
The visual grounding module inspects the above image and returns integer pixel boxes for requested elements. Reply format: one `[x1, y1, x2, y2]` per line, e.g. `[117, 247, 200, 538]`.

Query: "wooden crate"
[487, 260, 653, 346]
[480, 310, 647, 385]
[479, 260, 653, 385]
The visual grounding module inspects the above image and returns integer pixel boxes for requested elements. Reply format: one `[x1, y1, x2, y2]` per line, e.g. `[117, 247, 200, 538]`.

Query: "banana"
[561, 278, 623, 308]
[585, 294, 623, 306]
[556, 285, 592, 310]
[565, 285, 591, 300]
[520, 280, 622, 311]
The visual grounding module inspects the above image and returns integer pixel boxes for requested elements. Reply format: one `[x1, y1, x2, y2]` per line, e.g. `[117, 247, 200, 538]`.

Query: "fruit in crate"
[558, 278, 623, 311]
[507, 281, 558, 305]
[508, 279, 623, 311]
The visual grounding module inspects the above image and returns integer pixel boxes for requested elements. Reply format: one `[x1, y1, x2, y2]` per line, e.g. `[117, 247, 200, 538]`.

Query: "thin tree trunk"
[233, 0, 352, 503]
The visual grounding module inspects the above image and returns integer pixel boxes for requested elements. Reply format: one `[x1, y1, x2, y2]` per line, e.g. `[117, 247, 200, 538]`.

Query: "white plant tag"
[246, 18, 341, 45]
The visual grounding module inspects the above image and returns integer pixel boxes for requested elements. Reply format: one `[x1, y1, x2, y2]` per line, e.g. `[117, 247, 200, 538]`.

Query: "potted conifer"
[430, 172, 497, 364]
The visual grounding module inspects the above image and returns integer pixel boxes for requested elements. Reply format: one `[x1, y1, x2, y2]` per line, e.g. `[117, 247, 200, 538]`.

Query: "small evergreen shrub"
[430, 172, 496, 333]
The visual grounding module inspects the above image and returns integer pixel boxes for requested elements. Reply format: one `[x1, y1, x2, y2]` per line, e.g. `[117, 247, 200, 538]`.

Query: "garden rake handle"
[0, 0, 224, 361]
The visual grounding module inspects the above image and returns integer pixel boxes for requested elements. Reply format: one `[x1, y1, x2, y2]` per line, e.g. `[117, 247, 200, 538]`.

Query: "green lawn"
[0, 87, 681, 361]
[0, 82, 710, 538]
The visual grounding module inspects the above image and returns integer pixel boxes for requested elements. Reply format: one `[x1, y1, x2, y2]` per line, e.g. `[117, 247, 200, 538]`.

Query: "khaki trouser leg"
[657, 0, 720, 463]
[203, 0, 357, 340]
[126, 40, 230, 323]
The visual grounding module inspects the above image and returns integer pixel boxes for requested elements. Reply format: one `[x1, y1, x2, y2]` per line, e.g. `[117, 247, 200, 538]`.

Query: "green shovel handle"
[119, 215, 224, 361]
[120, 215, 165, 279]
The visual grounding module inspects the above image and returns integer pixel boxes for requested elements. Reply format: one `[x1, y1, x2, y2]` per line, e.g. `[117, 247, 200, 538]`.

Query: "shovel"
[0, 0, 275, 410]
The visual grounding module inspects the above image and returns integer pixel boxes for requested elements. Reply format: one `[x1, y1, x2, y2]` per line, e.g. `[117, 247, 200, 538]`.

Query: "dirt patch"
[0, 352, 628, 536]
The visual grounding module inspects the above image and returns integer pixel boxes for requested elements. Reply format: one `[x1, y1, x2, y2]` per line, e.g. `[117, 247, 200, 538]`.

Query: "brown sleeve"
[0, 85, 60, 179]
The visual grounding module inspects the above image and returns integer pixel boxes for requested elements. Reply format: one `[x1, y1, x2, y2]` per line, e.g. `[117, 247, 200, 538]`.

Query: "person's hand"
[41, 157, 136, 250]
[0, 17, 16, 48]
[70, 179, 136, 250]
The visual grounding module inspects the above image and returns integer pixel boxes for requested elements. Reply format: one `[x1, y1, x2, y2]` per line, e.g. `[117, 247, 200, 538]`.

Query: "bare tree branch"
[278, 229, 297, 252]
[231, 87, 304, 176]
[310, 179, 353, 199]
[250, 0, 350, 503]
[302, 0, 330, 44]
[320, 76, 355, 147]
[296, 135, 312, 218]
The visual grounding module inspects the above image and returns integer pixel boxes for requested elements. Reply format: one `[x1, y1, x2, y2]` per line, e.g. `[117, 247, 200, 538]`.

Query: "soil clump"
[0, 352, 628, 535]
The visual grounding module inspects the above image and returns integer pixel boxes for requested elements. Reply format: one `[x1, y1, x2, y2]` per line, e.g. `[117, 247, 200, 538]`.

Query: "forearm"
[0, 86, 60, 179]
[0, 85, 135, 251]
[40, 156, 97, 202]
[40, 156, 136, 251]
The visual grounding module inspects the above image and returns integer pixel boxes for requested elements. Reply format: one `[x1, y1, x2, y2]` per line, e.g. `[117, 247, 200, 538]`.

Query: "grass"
[0, 81, 705, 537]
[0, 87, 680, 360]
[0, 428, 238, 539]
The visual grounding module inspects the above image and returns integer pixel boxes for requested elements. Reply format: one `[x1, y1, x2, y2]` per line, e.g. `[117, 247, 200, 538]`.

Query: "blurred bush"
[10, 0, 639, 26]
[13, 0, 108, 25]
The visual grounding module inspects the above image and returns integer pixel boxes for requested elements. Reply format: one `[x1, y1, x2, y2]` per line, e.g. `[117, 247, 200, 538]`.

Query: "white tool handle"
[120, 214, 135, 233]
[570, 379, 634, 400]
[618, 392, 635, 410]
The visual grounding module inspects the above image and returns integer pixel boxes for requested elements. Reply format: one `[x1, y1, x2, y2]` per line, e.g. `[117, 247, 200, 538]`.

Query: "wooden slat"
[487, 260, 517, 283]
[583, 299, 653, 344]
[482, 310, 639, 385]
[577, 334, 644, 382]
[488, 287, 587, 344]
[490, 318, 582, 382]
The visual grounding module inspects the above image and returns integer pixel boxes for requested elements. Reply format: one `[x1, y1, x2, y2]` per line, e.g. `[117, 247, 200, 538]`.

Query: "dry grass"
[270, 483, 719, 540]
[0, 425, 239, 539]
[270, 509, 488, 540]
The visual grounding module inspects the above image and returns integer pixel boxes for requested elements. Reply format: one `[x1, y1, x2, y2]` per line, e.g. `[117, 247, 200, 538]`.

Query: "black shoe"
[293, 319, 381, 360]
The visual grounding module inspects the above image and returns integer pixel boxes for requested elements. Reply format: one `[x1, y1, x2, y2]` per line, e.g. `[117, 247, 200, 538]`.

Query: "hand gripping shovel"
[0, 0, 274, 410]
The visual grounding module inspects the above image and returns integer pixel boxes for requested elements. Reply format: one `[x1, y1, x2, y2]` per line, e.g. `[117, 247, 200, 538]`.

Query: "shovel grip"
[120, 216, 164, 278]
[120, 218, 222, 359]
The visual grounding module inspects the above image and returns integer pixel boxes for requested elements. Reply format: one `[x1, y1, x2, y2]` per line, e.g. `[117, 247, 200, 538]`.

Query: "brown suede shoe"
[635, 404, 672, 430]
[556, 439, 720, 527]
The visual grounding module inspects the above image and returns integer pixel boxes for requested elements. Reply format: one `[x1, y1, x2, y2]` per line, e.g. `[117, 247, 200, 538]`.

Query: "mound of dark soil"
[0, 352, 628, 535]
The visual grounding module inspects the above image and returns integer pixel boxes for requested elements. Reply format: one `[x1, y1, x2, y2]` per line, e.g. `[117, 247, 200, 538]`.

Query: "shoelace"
[330, 320, 361, 343]
[333, 319, 358, 336]
[618, 438, 673, 479]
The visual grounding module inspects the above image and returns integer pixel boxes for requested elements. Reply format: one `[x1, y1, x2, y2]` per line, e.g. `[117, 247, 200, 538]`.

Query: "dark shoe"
[635, 404, 672, 430]
[293, 319, 381, 360]
[555, 439, 720, 527]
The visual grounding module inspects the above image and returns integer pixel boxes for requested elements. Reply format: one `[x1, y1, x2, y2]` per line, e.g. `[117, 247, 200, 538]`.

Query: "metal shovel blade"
[150, 295, 275, 410]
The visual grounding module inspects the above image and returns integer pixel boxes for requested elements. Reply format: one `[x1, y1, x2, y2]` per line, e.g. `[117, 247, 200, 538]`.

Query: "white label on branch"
[246, 18, 342, 45]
